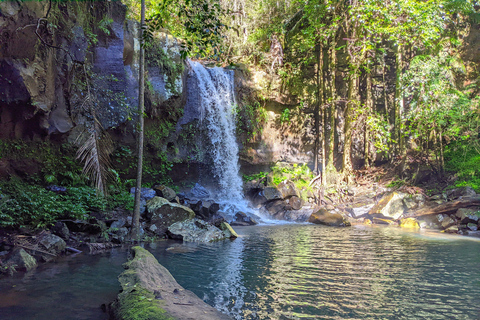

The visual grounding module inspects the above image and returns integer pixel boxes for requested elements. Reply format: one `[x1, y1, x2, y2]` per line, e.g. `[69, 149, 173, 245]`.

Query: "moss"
[113, 247, 175, 320]
[114, 287, 174, 320]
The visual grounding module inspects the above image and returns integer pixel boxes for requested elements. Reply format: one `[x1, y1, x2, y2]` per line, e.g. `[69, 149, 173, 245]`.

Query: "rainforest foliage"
[211, 0, 480, 188]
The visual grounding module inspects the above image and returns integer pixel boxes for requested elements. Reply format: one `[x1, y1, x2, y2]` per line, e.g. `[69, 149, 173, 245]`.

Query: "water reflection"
[0, 226, 479, 320]
[151, 225, 480, 320]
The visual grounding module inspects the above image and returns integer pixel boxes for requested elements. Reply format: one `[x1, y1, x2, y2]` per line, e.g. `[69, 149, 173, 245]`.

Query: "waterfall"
[189, 61, 244, 203]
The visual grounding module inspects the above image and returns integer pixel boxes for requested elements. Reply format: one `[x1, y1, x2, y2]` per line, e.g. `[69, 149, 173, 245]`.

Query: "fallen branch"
[15, 244, 57, 257]
[409, 196, 480, 217]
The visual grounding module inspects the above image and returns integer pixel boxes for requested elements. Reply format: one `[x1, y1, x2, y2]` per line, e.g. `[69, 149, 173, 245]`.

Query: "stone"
[167, 218, 226, 242]
[467, 223, 478, 231]
[308, 208, 351, 227]
[130, 187, 156, 201]
[110, 227, 129, 244]
[62, 220, 102, 234]
[231, 212, 258, 226]
[287, 196, 303, 210]
[265, 199, 291, 219]
[219, 222, 238, 239]
[7, 248, 37, 272]
[402, 194, 426, 210]
[110, 246, 231, 320]
[277, 180, 299, 199]
[445, 186, 477, 200]
[444, 225, 459, 233]
[368, 192, 407, 220]
[441, 216, 456, 229]
[262, 187, 283, 200]
[400, 218, 420, 229]
[38, 233, 66, 255]
[186, 183, 210, 199]
[110, 218, 127, 230]
[146, 197, 195, 229]
[152, 185, 177, 202]
[51, 221, 70, 240]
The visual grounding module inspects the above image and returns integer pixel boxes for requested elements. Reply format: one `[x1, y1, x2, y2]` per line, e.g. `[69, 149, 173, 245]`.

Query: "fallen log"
[409, 196, 480, 217]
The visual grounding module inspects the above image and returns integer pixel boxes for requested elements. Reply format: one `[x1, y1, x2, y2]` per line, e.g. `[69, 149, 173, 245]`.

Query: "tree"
[129, 0, 229, 240]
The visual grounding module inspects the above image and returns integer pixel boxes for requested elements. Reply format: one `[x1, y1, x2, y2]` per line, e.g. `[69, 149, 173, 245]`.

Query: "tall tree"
[131, 0, 146, 241]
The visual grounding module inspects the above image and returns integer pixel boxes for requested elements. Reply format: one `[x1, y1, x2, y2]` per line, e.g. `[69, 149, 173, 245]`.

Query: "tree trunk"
[364, 69, 372, 168]
[326, 38, 337, 172]
[131, 0, 146, 241]
[314, 42, 324, 176]
[394, 44, 404, 157]
[343, 70, 357, 175]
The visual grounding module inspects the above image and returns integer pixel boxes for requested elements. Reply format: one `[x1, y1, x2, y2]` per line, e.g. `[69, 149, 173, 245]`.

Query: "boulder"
[51, 221, 70, 240]
[368, 192, 407, 220]
[440, 216, 456, 229]
[219, 222, 238, 239]
[262, 187, 283, 200]
[308, 208, 351, 227]
[110, 227, 129, 244]
[230, 212, 258, 226]
[277, 180, 299, 199]
[287, 196, 303, 210]
[402, 194, 426, 210]
[153, 185, 177, 202]
[129, 187, 156, 201]
[186, 183, 210, 199]
[7, 248, 37, 271]
[110, 246, 232, 320]
[265, 199, 291, 218]
[38, 233, 66, 255]
[62, 219, 102, 234]
[445, 186, 477, 200]
[110, 218, 127, 230]
[146, 197, 195, 229]
[400, 218, 420, 229]
[467, 223, 478, 231]
[167, 218, 227, 242]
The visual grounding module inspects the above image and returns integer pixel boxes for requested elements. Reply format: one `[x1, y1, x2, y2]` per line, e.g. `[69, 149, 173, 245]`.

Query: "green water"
[1, 225, 479, 319]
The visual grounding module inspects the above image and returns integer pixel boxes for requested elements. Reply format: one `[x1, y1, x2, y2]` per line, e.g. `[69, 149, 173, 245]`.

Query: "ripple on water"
[151, 225, 480, 320]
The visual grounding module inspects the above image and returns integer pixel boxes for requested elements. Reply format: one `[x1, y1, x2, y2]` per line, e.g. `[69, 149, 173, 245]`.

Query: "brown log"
[409, 197, 480, 217]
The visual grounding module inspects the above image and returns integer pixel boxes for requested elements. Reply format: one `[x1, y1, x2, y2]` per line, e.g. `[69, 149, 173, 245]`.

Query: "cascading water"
[188, 60, 262, 220]
[190, 61, 244, 202]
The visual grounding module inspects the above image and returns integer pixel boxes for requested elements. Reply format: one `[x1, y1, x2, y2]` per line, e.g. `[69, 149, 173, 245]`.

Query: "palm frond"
[75, 68, 114, 196]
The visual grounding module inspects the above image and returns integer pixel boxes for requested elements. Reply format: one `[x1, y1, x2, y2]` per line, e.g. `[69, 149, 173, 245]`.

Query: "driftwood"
[66, 247, 82, 254]
[409, 196, 480, 218]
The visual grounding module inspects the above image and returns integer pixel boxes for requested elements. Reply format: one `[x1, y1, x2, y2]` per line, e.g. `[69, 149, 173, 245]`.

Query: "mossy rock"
[400, 218, 420, 229]
[111, 247, 232, 320]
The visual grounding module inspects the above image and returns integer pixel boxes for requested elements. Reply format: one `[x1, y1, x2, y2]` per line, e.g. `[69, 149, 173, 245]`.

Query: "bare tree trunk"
[394, 44, 404, 157]
[327, 38, 337, 172]
[364, 70, 372, 168]
[343, 71, 357, 175]
[131, 0, 146, 241]
[314, 43, 324, 175]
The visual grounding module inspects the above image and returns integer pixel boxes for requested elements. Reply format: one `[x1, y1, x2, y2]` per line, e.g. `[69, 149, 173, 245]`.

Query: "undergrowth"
[445, 142, 480, 192]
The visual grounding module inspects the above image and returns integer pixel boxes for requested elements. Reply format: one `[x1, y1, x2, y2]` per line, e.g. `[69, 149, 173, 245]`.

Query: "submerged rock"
[400, 217, 420, 229]
[7, 248, 37, 272]
[308, 208, 351, 227]
[167, 218, 228, 242]
[230, 211, 258, 226]
[110, 246, 231, 320]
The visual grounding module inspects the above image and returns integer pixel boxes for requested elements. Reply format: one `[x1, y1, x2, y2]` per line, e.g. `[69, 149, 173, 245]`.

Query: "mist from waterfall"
[189, 61, 246, 206]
